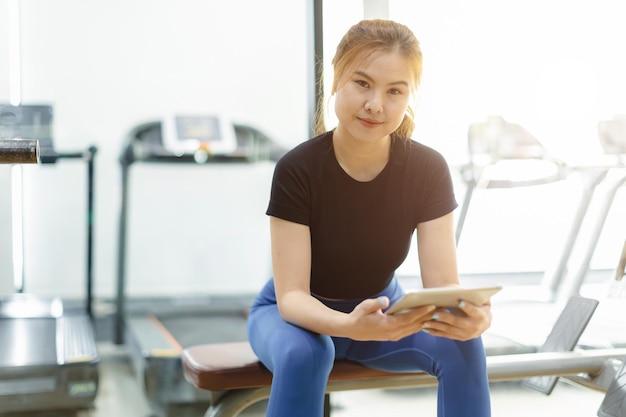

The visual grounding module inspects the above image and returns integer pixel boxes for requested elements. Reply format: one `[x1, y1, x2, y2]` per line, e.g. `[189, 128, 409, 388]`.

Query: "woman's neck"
[332, 130, 391, 182]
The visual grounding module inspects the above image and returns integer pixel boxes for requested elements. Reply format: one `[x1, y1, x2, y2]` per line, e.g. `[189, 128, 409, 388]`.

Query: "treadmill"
[114, 115, 285, 417]
[0, 104, 99, 415]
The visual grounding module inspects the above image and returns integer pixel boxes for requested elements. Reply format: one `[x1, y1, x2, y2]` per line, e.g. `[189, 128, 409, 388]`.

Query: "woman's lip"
[358, 117, 383, 127]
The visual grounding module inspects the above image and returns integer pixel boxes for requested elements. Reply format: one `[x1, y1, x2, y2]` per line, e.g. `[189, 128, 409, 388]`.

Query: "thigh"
[343, 331, 486, 377]
[247, 283, 336, 417]
[247, 282, 335, 373]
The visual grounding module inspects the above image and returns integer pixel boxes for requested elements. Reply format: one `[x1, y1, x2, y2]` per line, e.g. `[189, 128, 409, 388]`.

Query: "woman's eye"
[356, 80, 369, 88]
[389, 88, 402, 95]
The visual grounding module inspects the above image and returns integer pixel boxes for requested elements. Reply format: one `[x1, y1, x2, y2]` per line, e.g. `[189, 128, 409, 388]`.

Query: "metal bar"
[85, 146, 97, 320]
[114, 161, 130, 344]
[615, 240, 626, 282]
[0, 139, 40, 164]
[559, 171, 626, 301]
[306, 0, 324, 136]
[455, 175, 475, 244]
[541, 169, 607, 297]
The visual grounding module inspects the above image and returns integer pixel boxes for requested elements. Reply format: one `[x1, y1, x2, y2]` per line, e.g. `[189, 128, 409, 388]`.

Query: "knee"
[273, 330, 335, 377]
[436, 337, 487, 376]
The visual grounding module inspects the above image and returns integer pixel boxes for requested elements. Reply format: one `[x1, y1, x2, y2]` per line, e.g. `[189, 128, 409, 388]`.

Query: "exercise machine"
[456, 116, 617, 303]
[114, 115, 285, 417]
[0, 104, 99, 415]
[556, 115, 626, 301]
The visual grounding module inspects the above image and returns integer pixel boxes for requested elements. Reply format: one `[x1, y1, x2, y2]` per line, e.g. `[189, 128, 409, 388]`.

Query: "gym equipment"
[615, 241, 626, 283]
[598, 355, 626, 417]
[114, 116, 285, 417]
[555, 116, 626, 302]
[456, 116, 613, 301]
[522, 296, 599, 394]
[0, 139, 39, 164]
[0, 295, 98, 414]
[456, 115, 570, 243]
[0, 104, 100, 415]
[161, 114, 238, 158]
[181, 295, 626, 417]
[0, 104, 56, 162]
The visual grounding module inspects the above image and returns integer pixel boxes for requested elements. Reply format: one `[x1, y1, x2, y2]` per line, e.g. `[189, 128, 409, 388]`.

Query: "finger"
[396, 304, 436, 319]
[425, 309, 489, 340]
[430, 308, 466, 323]
[422, 319, 469, 340]
[456, 299, 482, 316]
[423, 311, 465, 333]
[357, 296, 389, 314]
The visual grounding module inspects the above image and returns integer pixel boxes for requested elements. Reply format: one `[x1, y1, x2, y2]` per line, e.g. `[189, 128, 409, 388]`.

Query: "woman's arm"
[270, 216, 348, 335]
[417, 211, 493, 340]
[416, 211, 460, 288]
[271, 216, 435, 340]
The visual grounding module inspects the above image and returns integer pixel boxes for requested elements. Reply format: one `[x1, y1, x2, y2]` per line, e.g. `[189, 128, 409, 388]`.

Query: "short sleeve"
[415, 148, 458, 223]
[266, 152, 311, 226]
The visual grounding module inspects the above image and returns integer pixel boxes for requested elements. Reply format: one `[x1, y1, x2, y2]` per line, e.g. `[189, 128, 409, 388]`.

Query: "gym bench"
[181, 296, 626, 417]
[182, 342, 625, 417]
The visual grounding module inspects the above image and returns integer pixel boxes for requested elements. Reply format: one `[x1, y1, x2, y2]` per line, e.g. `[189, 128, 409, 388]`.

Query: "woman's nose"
[364, 92, 383, 113]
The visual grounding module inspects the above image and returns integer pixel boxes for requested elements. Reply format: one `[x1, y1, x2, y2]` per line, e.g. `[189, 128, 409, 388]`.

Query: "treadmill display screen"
[175, 116, 223, 142]
[162, 113, 237, 156]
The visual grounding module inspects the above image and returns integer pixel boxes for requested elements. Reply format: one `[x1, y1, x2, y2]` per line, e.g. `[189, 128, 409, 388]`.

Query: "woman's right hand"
[346, 297, 436, 341]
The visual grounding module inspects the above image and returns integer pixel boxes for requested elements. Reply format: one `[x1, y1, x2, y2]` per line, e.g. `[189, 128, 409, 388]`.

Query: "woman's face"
[334, 50, 413, 144]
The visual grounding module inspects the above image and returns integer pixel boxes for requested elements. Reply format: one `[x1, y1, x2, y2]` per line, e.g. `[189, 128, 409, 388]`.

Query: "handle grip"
[0, 139, 40, 164]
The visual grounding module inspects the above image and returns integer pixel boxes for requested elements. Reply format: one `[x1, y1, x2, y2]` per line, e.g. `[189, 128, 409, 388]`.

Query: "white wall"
[1, 0, 625, 301]
[1, 0, 310, 298]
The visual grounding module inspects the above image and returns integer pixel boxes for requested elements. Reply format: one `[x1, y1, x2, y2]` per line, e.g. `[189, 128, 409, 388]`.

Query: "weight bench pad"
[182, 341, 425, 391]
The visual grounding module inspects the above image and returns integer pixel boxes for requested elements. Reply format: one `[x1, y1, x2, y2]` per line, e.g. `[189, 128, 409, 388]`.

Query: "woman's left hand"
[420, 300, 492, 341]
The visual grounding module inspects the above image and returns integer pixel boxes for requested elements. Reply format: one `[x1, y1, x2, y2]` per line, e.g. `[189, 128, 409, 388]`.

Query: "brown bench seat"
[182, 341, 429, 392]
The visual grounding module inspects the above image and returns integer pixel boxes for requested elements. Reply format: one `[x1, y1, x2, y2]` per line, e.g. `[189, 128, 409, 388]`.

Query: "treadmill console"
[162, 114, 238, 157]
[0, 104, 55, 162]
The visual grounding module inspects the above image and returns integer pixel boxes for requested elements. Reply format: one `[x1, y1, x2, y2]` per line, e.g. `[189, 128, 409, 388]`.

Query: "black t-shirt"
[266, 131, 458, 299]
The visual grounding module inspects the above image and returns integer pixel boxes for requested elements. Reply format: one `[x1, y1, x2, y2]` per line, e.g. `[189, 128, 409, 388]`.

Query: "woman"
[247, 19, 493, 417]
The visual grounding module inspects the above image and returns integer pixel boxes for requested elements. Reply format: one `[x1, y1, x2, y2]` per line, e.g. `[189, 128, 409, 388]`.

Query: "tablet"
[386, 285, 502, 315]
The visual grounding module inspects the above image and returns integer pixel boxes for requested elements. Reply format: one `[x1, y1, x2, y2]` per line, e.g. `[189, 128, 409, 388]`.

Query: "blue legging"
[247, 278, 491, 417]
